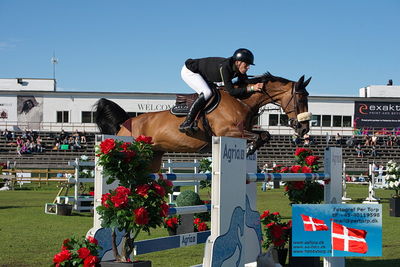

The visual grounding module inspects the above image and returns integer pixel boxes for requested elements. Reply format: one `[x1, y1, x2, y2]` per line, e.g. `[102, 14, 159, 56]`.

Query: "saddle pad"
[170, 88, 221, 117]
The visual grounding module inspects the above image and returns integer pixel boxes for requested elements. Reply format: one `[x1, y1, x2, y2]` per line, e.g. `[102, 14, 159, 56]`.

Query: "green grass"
[0, 184, 399, 266]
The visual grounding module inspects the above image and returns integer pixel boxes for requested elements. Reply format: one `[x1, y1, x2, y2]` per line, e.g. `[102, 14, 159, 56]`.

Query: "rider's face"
[235, 61, 250, 74]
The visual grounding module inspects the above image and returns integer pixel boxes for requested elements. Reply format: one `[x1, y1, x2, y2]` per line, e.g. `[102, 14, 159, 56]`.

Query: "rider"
[179, 48, 264, 133]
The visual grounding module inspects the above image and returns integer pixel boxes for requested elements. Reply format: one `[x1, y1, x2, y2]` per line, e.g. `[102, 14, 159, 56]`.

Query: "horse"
[94, 72, 312, 172]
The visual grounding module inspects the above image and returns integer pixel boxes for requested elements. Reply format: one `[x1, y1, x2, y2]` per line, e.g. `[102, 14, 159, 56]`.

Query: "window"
[333, 116, 342, 127]
[322, 115, 331, 127]
[311, 115, 321, 127]
[82, 111, 96, 123]
[269, 114, 279, 126]
[57, 111, 69, 123]
[343, 116, 352, 127]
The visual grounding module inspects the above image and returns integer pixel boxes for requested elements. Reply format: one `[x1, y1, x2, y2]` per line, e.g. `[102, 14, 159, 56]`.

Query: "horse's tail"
[94, 98, 129, 134]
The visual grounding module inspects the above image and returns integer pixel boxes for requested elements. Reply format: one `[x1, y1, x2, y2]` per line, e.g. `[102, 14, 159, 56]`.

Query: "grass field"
[0, 183, 399, 266]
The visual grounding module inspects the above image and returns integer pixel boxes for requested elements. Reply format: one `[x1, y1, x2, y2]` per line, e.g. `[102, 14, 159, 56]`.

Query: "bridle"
[259, 81, 310, 131]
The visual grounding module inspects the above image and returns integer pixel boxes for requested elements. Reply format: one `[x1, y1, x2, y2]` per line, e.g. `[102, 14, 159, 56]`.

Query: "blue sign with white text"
[292, 204, 382, 257]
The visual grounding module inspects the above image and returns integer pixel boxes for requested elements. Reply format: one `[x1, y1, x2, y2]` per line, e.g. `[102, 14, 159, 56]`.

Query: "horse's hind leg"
[150, 151, 164, 173]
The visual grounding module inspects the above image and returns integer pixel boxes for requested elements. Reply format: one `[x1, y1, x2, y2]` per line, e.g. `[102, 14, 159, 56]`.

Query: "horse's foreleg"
[246, 131, 271, 156]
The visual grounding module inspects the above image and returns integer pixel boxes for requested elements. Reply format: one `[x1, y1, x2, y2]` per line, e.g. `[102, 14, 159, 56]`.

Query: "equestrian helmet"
[232, 48, 254, 65]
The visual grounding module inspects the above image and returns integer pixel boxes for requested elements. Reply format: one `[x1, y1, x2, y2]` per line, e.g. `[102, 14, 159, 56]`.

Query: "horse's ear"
[303, 77, 312, 88]
[298, 75, 305, 85]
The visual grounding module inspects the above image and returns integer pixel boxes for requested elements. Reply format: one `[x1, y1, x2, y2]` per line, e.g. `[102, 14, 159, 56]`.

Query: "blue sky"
[0, 0, 399, 96]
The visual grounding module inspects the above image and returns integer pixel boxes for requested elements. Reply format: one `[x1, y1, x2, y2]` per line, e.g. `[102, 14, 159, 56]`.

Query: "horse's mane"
[247, 72, 292, 85]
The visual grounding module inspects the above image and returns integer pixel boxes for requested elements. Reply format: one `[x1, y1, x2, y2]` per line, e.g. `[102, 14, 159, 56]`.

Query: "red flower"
[116, 186, 131, 196]
[193, 218, 201, 225]
[305, 155, 319, 166]
[260, 210, 270, 219]
[120, 142, 131, 151]
[266, 222, 275, 228]
[197, 222, 208, 232]
[160, 202, 169, 217]
[280, 167, 289, 173]
[123, 150, 136, 163]
[292, 181, 305, 190]
[78, 247, 91, 259]
[101, 193, 111, 208]
[53, 249, 71, 263]
[152, 182, 166, 197]
[166, 217, 179, 228]
[272, 212, 280, 216]
[301, 166, 312, 173]
[111, 193, 129, 208]
[271, 224, 283, 239]
[294, 147, 310, 156]
[89, 191, 94, 196]
[87, 236, 98, 245]
[99, 138, 116, 154]
[134, 207, 149, 225]
[160, 178, 173, 188]
[284, 186, 289, 192]
[290, 165, 302, 173]
[136, 184, 151, 197]
[83, 255, 99, 267]
[136, 135, 153, 144]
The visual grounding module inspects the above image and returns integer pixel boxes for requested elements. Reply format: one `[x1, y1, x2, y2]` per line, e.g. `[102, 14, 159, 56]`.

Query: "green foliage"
[199, 157, 212, 189]
[95, 138, 154, 188]
[176, 190, 202, 207]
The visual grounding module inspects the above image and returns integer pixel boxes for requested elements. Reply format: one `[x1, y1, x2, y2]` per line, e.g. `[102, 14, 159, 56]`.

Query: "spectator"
[386, 135, 393, 147]
[335, 133, 342, 145]
[53, 137, 61, 150]
[303, 134, 310, 146]
[346, 135, 356, 147]
[35, 135, 43, 153]
[73, 136, 81, 150]
[355, 144, 364, 158]
[371, 134, 378, 146]
[80, 131, 87, 144]
[370, 146, 378, 157]
[291, 134, 301, 146]
[364, 134, 372, 146]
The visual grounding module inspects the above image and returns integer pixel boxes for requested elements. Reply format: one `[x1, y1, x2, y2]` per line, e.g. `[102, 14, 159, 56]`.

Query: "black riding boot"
[179, 94, 207, 133]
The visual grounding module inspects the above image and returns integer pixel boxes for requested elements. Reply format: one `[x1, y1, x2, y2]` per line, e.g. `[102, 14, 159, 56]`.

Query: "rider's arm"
[219, 66, 248, 97]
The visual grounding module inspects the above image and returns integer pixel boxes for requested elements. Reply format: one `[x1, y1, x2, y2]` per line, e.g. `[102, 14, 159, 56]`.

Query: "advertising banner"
[354, 101, 400, 128]
[292, 204, 382, 257]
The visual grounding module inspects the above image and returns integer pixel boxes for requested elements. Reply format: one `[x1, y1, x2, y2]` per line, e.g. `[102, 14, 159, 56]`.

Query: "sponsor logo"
[223, 144, 245, 163]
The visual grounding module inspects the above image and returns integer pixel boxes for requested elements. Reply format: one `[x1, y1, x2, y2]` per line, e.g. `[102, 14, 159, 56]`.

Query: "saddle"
[170, 86, 221, 117]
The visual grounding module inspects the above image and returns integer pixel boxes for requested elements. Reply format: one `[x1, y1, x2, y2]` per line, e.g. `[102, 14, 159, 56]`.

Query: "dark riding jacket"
[185, 57, 248, 98]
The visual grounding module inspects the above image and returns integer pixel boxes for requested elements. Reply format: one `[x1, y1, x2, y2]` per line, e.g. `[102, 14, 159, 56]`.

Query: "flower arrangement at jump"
[164, 215, 181, 235]
[52, 236, 101, 267]
[260, 210, 291, 250]
[385, 160, 400, 198]
[95, 136, 173, 262]
[194, 217, 209, 232]
[273, 147, 324, 204]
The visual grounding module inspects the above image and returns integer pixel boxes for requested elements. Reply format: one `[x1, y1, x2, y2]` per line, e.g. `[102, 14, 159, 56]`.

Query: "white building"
[1, 78, 400, 136]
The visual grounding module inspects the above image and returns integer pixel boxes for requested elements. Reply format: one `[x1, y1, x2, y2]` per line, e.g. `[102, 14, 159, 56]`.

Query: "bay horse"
[94, 72, 312, 172]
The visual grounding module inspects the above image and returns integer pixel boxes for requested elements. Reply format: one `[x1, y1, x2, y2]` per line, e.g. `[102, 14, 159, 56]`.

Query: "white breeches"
[181, 65, 212, 100]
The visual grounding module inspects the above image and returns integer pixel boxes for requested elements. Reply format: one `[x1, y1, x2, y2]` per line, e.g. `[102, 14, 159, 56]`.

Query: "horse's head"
[247, 72, 312, 136]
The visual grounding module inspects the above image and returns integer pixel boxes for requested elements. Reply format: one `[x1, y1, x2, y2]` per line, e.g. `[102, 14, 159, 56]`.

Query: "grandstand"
[2, 131, 398, 173]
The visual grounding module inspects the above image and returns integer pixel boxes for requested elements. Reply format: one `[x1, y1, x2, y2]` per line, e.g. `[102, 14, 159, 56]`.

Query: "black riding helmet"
[232, 48, 254, 65]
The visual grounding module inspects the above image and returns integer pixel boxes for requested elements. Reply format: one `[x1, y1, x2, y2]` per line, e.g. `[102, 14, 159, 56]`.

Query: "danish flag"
[300, 214, 328, 231]
[332, 222, 368, 254]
